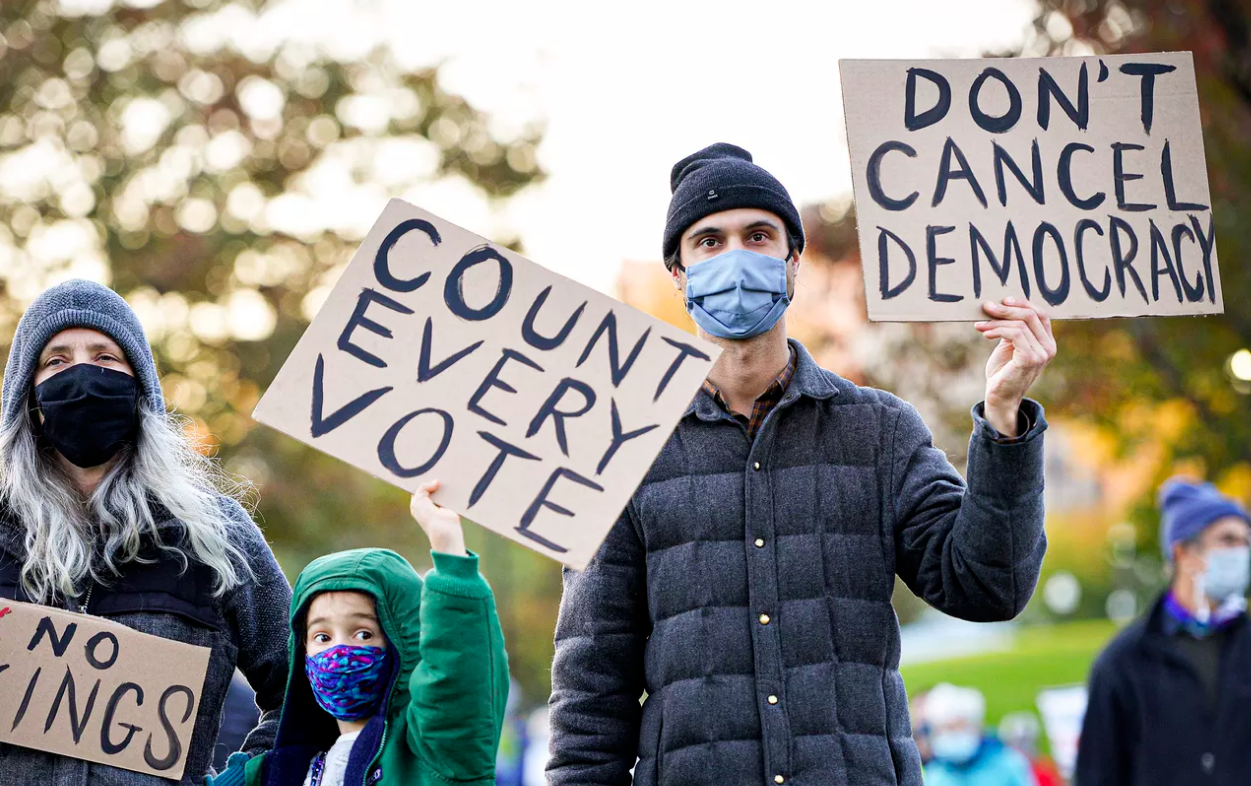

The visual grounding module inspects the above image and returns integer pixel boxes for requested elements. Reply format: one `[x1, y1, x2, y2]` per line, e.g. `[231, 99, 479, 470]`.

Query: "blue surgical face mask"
[930, 730, 982, 765]
[684, 249, 790, 339]
[1200, 546, 1251, 604]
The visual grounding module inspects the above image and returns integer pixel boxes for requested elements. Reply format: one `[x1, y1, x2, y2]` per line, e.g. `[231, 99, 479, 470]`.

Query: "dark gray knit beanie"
[1, 279, 164, 428]
[663, 142, 805, 267]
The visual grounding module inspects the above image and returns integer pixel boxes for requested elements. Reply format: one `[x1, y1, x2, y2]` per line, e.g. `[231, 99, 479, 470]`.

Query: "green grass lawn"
[900, 619, 1118, 727]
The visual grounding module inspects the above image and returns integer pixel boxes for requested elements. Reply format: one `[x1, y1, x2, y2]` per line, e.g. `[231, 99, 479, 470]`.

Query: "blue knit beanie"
[663, 143, 804, 268]
[1158, 477, 1251, 561]
[1, 279, 164, 429]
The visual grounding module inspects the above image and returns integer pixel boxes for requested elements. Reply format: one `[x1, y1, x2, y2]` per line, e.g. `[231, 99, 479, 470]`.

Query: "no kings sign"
[254, 200, 720, 570]
[0, 600, 210, 780]
[840, 52, 1224, 321]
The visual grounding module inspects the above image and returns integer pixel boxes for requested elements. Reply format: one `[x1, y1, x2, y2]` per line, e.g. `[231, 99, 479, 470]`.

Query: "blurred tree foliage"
[0, 0, 560, 703]
[1000, 0, 1251, 553]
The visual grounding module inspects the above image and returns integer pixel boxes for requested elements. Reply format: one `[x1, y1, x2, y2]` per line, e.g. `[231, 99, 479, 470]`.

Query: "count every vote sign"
[253, 199, 720, 570]
[840, 52, 1223, 320]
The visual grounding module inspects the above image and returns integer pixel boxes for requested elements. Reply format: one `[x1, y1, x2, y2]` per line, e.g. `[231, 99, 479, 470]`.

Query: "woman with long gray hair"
[0, 279, 291, 785]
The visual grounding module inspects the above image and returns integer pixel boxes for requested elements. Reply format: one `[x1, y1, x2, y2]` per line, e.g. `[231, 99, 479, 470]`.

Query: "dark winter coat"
[547, 339, 1048, 786]
[0, 499, 292, 786]
[1075, 593, 1251, 786]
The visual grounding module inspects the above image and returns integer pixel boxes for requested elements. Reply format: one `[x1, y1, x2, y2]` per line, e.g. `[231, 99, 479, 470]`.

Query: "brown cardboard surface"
[253, 199, 721, 570]
[0, 599, 210, 780]
[839, 52, 1222, 321]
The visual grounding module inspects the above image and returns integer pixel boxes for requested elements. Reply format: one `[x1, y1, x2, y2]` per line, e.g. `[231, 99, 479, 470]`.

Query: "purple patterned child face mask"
[305, 644, 391, 721]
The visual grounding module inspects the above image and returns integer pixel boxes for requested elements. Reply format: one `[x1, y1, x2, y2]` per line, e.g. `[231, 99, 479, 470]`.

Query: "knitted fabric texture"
[1, 279, 164, 427]
[1158, 477, 1251, 561]
[663, 142, 804, 265]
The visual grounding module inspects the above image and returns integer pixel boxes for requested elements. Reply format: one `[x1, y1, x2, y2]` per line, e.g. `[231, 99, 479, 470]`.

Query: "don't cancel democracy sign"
[841, 52, 1222, 321]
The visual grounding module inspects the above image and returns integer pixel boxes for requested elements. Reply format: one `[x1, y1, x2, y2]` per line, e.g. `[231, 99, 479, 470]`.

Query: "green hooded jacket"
[240, 548, 508, 786]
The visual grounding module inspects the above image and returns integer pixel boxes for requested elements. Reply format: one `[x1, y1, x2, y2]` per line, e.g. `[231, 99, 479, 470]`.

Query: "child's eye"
[354, 630, 373, 641]
[311, 633, 329, 644]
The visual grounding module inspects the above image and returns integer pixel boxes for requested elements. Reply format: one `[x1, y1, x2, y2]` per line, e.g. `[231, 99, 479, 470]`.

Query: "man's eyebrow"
[744, 219, 782, 232]
[686, 225, 723, 240]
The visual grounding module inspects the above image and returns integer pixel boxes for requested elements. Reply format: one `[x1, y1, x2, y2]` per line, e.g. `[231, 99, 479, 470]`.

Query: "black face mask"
[34, 364, 139, 468]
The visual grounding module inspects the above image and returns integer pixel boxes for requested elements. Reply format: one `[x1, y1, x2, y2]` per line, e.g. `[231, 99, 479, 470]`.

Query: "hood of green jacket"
[275, 548, 423, 751]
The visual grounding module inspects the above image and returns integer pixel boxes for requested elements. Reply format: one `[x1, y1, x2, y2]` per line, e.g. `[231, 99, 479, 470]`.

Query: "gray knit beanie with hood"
[1, 279, 164, 430]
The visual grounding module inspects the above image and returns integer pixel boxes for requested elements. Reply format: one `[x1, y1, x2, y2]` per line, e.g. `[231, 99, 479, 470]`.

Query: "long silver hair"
[0, 399, 253, 604]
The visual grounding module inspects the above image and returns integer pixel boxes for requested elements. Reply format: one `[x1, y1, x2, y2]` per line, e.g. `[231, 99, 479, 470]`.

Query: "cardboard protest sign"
[0, 600, 211, 780]
[840, 52, 1222, 321]
[253, 199, 720, 570]
[1037, 684, 1088, 780]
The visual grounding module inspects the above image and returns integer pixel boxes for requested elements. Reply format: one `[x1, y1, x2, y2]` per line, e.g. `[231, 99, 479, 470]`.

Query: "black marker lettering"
[1037, 63, 1089, 130]
[904, 68, 951, 131]
[1109, 216, 1149, 303]
[44, 666, 100, 744]
[377, 408, 454, 479]
[1058, 142, 1106, 210]
[337, 288, 414, 369]
[526, 378, 597, 457]
[1112, 143, 1156, 212]
[469, 432, 540, 508]
[597, 399, 659, 476]
[993, 140, 1044, 206]
[866, 141, 920, 211]
[1032, 222, 1071, 307]
[444, 246, 513, 321]
[27, 616, 76, 656]
[12, 666, 40, 732]
[1074, 219, 1111, 302]
[517, 468, 605, 553]
[417, 318, 482, 382]
[143, 685, 194, 771]
[926, 225, 961, 303]
[1148, 219, 1184, 303]
[1170, 222, 1206, 302]
[84, 631, 119, 670]
[522, 286, 587, 351]
[310, 354, 393, 438]
[1119, 62, 1177, 134]
[467, 349, 544, 427]
[878, 227, 917, 300]
[654, 338, 711, 402]
[1189, 214, 1217, 304]
[576, 312, 650, 387]
[374, 218, 438, 293]
[1160, 141, 1209, 211]
[969, 67, 1022, 133]
[969, 221, 1031, 299]
[100, 683, 144, 755]
[933, 137, 988, 208]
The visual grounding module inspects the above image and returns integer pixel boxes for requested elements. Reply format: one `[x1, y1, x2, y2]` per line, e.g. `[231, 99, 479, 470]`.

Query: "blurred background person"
[910, 689, 934, 766]
[1000, 711, 1060, 786]
[923, 683, 1037, 786]
[1076, 478, 1251, 786]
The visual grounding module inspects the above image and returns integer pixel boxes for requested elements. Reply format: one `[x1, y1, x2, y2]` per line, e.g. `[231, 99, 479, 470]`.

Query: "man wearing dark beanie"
[549, 143, 1058, 786]
[1076, 478, 1251, 786]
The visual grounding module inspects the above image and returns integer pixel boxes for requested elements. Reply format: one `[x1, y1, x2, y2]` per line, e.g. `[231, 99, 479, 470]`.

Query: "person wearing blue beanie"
[0, 279, 292, 786]
[1077, 477, 1251, 786]
[548, 145, 1059, 786]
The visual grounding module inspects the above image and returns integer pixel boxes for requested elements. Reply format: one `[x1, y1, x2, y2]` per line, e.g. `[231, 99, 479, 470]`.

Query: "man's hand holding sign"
[978, 297, 1057, 437]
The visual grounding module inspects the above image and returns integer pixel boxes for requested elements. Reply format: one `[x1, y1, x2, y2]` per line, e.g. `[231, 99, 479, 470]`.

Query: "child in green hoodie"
[209, 480, 508, 786]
